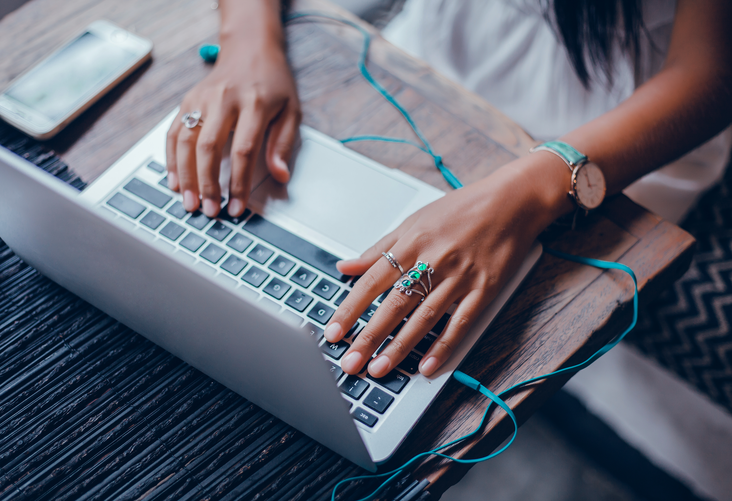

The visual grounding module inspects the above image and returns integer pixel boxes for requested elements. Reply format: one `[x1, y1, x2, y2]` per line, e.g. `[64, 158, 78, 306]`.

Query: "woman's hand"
[165, 26, 301, 218]
[324, 155, 573, 379]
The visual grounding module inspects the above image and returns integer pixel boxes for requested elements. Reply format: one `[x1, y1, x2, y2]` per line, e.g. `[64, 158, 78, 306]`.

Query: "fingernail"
[369, 355, 391, 377]
[275, 154, 289, 172]
[202, 198, 218, 217]
[324, 322, 342, 342]
[183, 190, 197, 211]
[420, 356, 439, 376]
[341, 351, 363, 373]
[228, 198, 243, 217]
[167, 171, 178, 190]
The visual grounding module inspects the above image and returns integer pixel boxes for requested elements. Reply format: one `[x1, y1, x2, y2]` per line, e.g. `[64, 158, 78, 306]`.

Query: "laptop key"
[166, 201, 187, 219]
[242, 266, 269, 288]
[248, 243, 274, 264]
[107, 192, 145, 219]
[124, 178, 172, 208]
[290, 267, 318, 288]
[313, 278, 339, 301]
[187, 211, 211, 230]
[158, 176, 169, 189]
[364, 387, 394, 414]
[359, 303, 379, 323]
[140, 210, 166, 230]
[285, 290, 314, 312]
[219, 206, 251, 226]
[308, 302, 335, 325]
[397, 351, 421, 375]
[227, 233, 253, 253]
[268, 255, 295, 276]
[160, 221, 185, 241]
[415, 335, 437, 355]
[431, 313, 451, 335]
[352, 407, 378, 427]
[341, 375, 369, 400]
[244, 214, 347, 282]
[320, 340, 349, 360]
[263, 277, 291, 300]
[305, 322, 324, 341]
[200, 243, 226, 264]
[368, 371, 410, 394]
[180, 232, 206, 252]
[377, 289, 391, 304]
[334, 289, 349, 306]
[220, 255, 247, 276]
[147, 160, 165, 173]
[328, 363, 344, 382]
[206, 221, 232, 241]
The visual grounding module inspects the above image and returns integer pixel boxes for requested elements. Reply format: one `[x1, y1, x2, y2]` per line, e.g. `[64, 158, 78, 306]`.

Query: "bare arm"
[329, 0, 732, 379]
[166, 0, 301, 218]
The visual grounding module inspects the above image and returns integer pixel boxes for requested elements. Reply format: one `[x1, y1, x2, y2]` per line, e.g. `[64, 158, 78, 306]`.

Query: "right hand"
[165, 35, 301, 218]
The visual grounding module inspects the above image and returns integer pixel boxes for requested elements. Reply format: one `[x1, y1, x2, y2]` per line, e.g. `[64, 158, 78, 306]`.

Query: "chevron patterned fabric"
[628, 158, 732, 415]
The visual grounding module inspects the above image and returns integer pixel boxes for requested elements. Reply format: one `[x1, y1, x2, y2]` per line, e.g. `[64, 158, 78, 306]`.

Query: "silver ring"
[382, 251, 404, 274]
[393, 261, 434, 302]
[182, 111, 204, 129]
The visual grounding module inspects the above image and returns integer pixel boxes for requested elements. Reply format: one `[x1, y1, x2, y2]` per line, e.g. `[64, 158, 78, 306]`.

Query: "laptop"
[0, 109, 542, 471]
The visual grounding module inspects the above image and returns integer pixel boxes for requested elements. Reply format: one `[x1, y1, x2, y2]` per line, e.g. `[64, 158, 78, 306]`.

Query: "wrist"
[219, 1, 285, 49]
[490, 153, 576, 235]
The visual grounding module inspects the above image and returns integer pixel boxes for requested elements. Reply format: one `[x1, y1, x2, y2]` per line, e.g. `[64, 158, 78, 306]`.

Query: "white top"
[383, 0, 732, 223]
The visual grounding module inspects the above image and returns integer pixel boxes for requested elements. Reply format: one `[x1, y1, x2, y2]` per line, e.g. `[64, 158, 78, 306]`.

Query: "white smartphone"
[0, 20, 152, 140]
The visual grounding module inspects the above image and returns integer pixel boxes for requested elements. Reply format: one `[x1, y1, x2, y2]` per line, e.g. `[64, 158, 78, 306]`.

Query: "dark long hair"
[548, 0, 643, 88]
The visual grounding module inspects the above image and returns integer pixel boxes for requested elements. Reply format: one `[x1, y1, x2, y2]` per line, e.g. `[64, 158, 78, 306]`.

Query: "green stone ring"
[392, 261, 434, 301]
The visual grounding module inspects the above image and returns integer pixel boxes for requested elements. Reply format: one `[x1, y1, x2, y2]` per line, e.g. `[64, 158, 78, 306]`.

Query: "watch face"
[574, 162, 606, 210]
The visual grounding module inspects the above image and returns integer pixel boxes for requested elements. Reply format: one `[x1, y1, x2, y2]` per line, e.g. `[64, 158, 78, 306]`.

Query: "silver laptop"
[0, 109, 542, 471]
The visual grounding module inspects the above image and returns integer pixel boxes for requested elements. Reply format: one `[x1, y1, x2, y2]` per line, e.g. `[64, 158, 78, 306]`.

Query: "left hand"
[324, 155, 572, 379]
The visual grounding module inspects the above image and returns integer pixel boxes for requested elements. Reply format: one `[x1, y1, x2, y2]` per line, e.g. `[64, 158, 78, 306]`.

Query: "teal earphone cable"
[198, 14, 639, 501]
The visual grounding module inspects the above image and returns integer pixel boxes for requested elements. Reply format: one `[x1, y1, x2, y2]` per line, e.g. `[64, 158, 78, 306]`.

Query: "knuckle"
[356, 329, 381, 350]
[383, 293, 410, 314]
[177, 132, 197, 147]
[232, 141, 256, 163]
[433, 339, 454, 358]
[449, 314, 471, 333]
[387, 336, 409, 357]
[244, 90, 265, 109]
[413, 303, 438, 326]
[356, 273, 380, 295]
[198, 179, 219, 196]
[196, 136, 218, 155]
[335, 303, 356, 321]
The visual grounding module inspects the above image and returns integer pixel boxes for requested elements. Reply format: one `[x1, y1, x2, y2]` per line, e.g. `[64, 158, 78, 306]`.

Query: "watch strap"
[530, 141, 588, 170]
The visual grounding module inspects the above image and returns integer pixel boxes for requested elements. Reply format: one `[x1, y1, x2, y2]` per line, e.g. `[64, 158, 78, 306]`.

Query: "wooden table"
[0, 0, 695, 498]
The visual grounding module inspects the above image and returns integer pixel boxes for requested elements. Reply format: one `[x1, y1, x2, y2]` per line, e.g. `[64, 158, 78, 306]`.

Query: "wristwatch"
[530, 141, 606, 211]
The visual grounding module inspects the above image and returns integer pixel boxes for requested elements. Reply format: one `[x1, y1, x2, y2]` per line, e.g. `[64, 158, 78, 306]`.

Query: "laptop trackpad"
[249, 139, 418, 254]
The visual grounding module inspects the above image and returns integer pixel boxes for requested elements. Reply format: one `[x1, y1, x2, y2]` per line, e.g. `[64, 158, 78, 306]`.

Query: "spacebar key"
[244, 214, 347, 282]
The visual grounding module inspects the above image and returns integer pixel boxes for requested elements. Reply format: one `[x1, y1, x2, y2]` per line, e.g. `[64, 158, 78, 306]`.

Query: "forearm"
[518, 0, 732, 229]
[219, 0, 286, 48]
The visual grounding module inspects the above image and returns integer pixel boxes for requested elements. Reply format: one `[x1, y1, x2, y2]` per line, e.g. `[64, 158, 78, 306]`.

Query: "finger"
[336, 231, 401, 276]
[227, 107, 267, 218]
[326, 234, 404, 341]
[420, 290, 487, 376]
[325, 247, 411, 351]
[165, 111, 185, 191]
[176, 121, 204, 212]
[369, 278, 460, 378]
[341, 280, 423, 375]
[265, 103, 301, 184]
[196, 109, 236, 217]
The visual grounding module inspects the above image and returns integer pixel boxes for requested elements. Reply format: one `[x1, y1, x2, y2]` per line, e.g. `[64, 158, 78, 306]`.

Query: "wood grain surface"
[0, 0, 696, 498]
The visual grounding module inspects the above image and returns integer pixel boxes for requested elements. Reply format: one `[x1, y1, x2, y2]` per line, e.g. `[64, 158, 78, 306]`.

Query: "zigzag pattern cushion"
[628, 160, 732, 414]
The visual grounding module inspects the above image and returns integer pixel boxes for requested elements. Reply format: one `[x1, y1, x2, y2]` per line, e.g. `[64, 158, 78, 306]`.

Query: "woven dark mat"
[628, 154, 732, 414]
[0, 130, 424, 501]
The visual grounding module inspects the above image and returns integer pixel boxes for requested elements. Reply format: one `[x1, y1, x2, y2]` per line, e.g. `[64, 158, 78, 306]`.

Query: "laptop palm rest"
[0, 148, 376, 472]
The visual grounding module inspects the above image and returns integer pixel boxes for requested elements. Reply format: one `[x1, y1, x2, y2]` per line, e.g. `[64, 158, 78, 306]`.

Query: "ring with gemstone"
[382, 251, 404, 274]
[182, 111, 204, 129]
[393, 261, 434, 301]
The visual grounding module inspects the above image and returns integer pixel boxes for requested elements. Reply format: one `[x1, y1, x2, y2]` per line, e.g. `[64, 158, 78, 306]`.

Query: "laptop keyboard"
[101, 159, 449, 431]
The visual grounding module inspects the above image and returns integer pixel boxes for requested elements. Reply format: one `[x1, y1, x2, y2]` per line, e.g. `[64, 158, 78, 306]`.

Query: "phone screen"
[5, 31, 137, 122]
